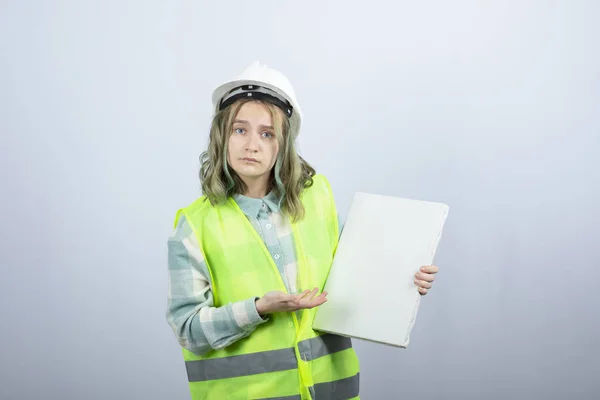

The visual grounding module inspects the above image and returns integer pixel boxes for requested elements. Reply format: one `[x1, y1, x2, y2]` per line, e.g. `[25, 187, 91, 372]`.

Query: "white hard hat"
[211, 61, 303, 132]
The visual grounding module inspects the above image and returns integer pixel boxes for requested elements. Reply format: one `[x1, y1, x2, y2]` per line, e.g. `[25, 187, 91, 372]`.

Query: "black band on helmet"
[219, 85, 293, 118]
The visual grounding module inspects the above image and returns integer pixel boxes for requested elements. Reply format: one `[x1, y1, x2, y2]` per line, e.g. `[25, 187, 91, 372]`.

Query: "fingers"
[297, 288, 317, 300]
[420, 265, 439, 274]
[415, 266, 437, 296]
[310, 291, 327, 303]
[415, 272, 435, 282]
[296, 288, 321, 302]
[259, 291, 300, 314]
[267, 288, 328, 312]
[295, 288, 328, 309]
[414, 278, 433, 289]
[275, 293, 299, 305]
[279, 290, 312, 311]
[303, 293, 327, 309]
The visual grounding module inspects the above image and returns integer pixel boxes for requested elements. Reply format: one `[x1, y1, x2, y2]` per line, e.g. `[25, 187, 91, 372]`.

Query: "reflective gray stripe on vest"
[186, 347, 297, 382]
[313, 373, 360, 399]
[297, 334, 353, 361]
[257, 373, 360, 400]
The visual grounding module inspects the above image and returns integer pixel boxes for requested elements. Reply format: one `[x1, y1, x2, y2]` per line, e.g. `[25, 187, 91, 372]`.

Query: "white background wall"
[1, 1, 599, 399]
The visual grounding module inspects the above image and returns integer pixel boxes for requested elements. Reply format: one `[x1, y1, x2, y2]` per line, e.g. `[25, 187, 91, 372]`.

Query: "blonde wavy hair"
[199, 98, 316, 222]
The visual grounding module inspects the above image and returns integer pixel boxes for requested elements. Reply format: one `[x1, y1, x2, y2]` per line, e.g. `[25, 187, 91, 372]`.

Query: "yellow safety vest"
[173, 174, 360, 399]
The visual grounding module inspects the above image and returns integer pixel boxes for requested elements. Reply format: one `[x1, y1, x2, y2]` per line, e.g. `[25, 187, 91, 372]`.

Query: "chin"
[232, 165, 265, 178]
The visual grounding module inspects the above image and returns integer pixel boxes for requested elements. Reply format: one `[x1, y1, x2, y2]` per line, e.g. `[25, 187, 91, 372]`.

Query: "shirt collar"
[233, 190, 281, 219]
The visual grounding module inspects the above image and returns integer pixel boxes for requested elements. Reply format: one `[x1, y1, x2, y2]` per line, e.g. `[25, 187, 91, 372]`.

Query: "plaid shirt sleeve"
[166, 214, 268, 356]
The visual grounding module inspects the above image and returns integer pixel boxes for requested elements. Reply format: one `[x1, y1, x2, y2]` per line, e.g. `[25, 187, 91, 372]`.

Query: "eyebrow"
[233, 119, 274, 130]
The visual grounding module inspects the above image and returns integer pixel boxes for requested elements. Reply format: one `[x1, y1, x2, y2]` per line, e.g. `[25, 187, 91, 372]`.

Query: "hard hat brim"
[212, 79, 302, 121]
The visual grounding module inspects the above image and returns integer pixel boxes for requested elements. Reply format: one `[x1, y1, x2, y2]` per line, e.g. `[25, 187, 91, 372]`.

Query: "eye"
[262, 131, 274, 138]
[234, 128, 245, 135]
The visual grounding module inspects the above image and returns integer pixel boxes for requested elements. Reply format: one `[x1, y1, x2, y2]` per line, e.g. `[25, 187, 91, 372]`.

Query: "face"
[227, 101, 281, 188]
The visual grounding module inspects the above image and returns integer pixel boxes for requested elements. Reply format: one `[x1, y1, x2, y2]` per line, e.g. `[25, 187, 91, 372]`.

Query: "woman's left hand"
[414, 265, 439, 295]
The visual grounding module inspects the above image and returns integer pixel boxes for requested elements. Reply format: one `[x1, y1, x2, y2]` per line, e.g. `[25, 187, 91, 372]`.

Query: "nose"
[245, 131, 260, 151]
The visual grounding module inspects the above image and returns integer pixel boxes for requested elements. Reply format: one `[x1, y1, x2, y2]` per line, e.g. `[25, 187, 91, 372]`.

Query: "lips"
[241, 157, 259, 162]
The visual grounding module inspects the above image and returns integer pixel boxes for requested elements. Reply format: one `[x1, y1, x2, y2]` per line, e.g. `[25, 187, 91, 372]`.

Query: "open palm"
[255, 288, 328, 315]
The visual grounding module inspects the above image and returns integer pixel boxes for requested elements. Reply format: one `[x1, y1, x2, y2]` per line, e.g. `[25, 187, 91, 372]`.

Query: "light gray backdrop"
[1, 1, 599, 399]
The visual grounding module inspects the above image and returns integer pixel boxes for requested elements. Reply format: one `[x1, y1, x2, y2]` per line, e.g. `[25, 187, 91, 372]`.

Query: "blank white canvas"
[312, 192, 449, 347]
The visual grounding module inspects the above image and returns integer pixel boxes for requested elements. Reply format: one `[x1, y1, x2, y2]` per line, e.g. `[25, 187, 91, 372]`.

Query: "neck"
[242, 177, 270, 199]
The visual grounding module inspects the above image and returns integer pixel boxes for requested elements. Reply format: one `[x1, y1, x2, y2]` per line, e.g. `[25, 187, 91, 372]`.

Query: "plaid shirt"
[165, 191, 342, 356]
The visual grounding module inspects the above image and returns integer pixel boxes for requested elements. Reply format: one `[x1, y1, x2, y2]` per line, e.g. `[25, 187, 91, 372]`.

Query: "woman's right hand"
[255, 288, 328, 316]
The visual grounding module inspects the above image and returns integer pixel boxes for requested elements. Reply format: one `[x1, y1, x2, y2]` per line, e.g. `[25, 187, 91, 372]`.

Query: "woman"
[166, 61, 439, 399]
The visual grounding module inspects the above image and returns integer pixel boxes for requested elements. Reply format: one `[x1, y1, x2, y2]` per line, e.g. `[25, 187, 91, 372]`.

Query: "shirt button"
[266, 224, 272, 229]
[274, 254, 280, 260]
[262, 203, 266, 209]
